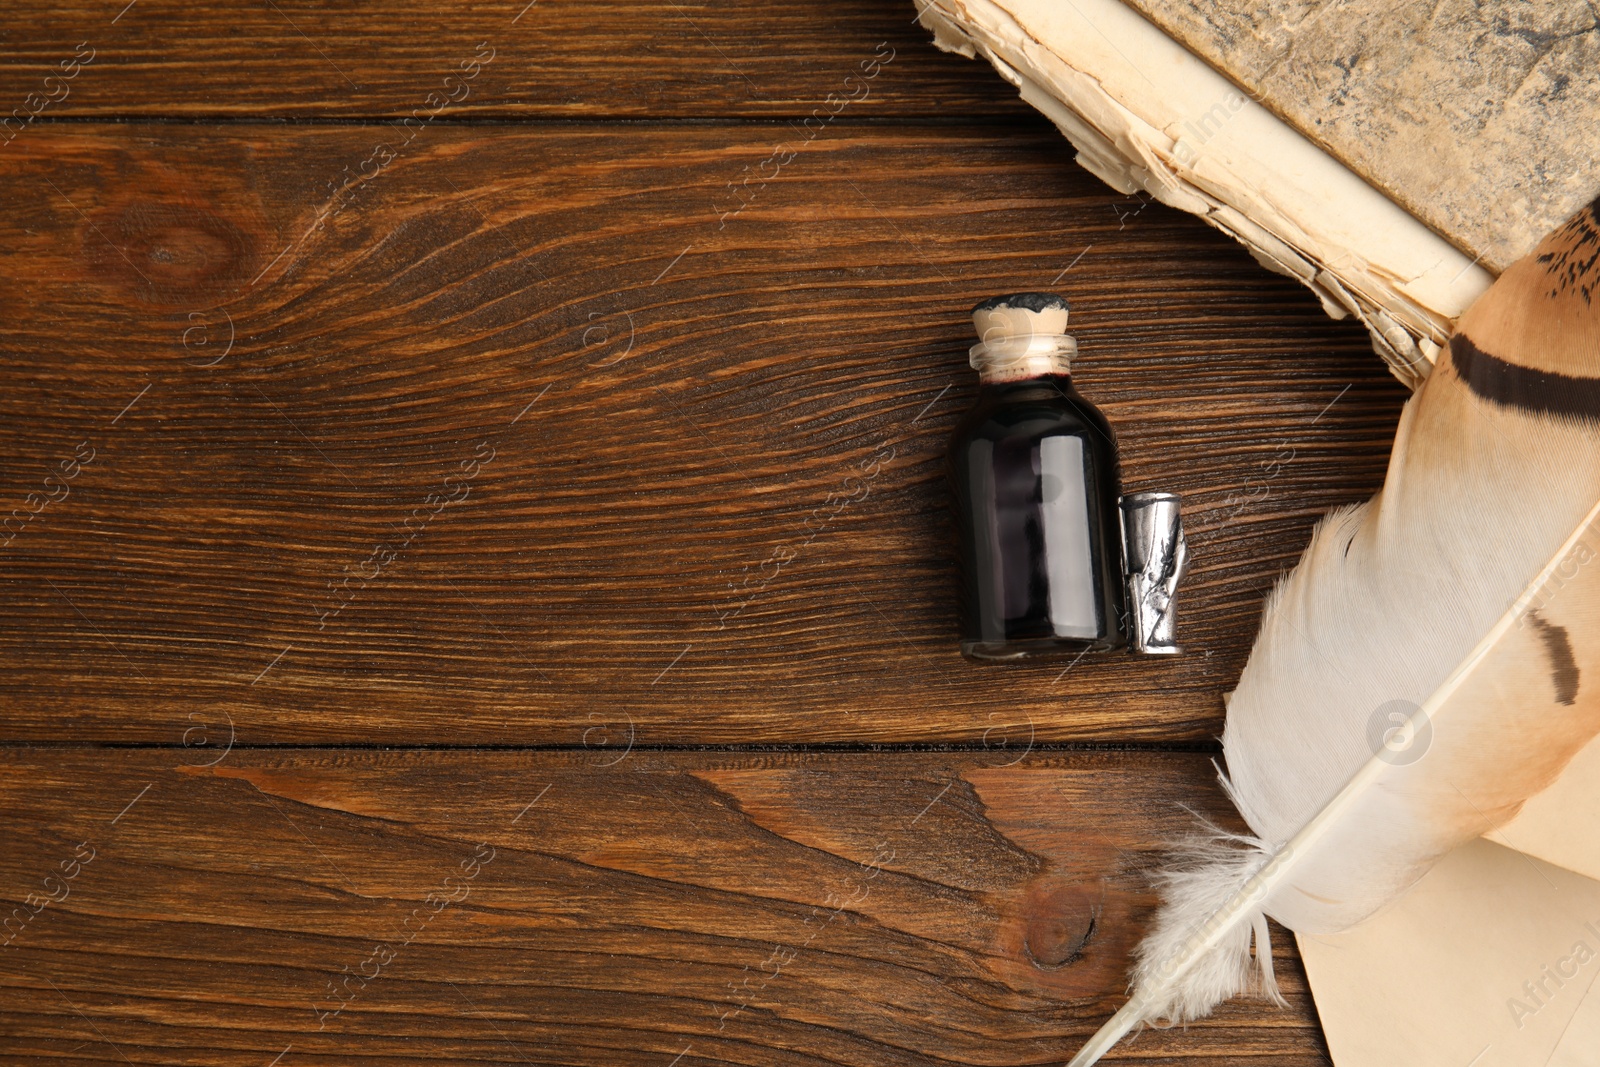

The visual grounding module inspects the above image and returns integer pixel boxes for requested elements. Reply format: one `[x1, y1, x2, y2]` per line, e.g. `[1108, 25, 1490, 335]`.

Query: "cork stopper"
[968, 292, 1075, 382]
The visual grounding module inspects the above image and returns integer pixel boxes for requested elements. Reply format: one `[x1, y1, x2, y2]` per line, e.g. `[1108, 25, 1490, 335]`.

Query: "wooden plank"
[0, 748, 1327, 1065]
[0, 0, 1023, 121]
[0, 123, 1409, 746]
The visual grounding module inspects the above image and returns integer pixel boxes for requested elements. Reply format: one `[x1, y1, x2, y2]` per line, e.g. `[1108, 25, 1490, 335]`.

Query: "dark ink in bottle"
[947, 293, 1129, 660]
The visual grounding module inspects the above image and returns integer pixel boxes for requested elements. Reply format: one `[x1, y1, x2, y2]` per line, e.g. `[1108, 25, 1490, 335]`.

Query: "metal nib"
[1121, 492, 1188, 655]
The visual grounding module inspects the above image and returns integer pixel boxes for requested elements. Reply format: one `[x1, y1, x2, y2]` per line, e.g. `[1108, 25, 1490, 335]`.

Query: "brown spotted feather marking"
[1535, 194, 1600, 305]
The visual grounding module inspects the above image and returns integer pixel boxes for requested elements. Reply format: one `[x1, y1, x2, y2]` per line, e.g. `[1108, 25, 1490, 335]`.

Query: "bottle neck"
[978, 371, 1075, 392]
[969, 333, 1076, 384]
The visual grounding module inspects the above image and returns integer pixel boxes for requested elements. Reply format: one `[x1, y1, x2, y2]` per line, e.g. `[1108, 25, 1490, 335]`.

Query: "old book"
[916, 0, 1599, 388]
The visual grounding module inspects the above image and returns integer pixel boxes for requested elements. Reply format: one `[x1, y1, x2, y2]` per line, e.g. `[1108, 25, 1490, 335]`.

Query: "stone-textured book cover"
[1126, 0, 1599, 273]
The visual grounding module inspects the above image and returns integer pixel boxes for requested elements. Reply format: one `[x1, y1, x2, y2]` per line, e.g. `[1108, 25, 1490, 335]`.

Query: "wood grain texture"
[0, 122, 1409, 746]
[0, 0, 1024, 120]
[0, 749, 1328, 1065]
[0, 3, 1396, 1061]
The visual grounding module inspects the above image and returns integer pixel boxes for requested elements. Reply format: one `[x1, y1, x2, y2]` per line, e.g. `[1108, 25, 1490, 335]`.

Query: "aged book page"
[1493, 732, 1600, 884]
[1121, 0, 1600, 273]
[1297, 839, 1600, 1067]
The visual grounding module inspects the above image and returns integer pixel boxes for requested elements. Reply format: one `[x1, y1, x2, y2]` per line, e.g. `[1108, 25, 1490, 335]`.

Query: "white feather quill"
[1068, 198, 1600, 1065]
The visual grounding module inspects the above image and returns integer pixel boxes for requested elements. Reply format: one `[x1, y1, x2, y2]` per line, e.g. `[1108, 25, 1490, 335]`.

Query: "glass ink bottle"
[946, 293, 1134, 661]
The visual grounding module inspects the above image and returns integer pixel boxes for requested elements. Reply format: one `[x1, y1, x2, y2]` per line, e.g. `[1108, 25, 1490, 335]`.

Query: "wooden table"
[0, 3, 1406, 1062]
